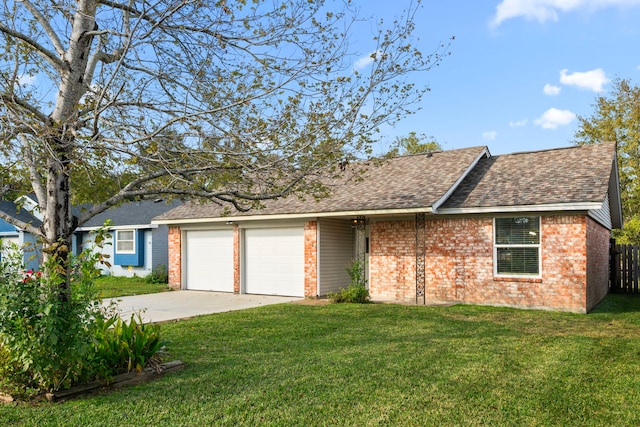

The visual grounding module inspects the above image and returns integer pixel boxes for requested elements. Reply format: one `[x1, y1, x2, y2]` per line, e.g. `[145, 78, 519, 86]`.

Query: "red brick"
[304, 221, 318, 297]
[369, 214, 610, 313]
[167, 214, 610, 312]
[167, 226, 181, 290]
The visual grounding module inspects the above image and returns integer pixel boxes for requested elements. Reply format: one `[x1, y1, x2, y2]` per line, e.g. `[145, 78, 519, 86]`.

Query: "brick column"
[233, 224, 240, 294]
[167, 226, 182, 290]
[304, 221, 318, 297]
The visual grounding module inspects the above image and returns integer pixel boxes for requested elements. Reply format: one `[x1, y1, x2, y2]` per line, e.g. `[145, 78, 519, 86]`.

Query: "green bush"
[145, 264, 168, 284]
[0, 228, 167, 398]
[0, 244, 102, 395]
[328, 260, 370, 304]
[92, 312, 166, 382]
[328, 283, 370, 304]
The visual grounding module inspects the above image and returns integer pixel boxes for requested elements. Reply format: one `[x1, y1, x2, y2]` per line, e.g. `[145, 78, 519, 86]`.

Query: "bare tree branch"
[0, 22, 65, 72]
[0, 0, 451, 282]
[19, 0, 66, 57]
[20, 137, 47, 210]
[0, 208, 42, 237]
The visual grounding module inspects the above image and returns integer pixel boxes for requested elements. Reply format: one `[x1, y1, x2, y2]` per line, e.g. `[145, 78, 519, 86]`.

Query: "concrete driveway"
[102, 291, 301, 323]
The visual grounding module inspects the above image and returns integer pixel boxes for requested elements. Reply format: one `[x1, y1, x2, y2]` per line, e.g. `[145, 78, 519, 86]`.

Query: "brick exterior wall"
[304, 221, 318, 297]
[424, 217, 494, 305]
[369, 220, 417, 301]
[586, 216, 610, 312]
[168, 226, 181, 290]
[166, 213, 610, 312]
[370, 214, 608, 313]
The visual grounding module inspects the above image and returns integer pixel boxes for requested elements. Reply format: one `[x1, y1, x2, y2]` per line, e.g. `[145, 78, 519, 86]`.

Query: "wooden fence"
[610, 239, 640, 293]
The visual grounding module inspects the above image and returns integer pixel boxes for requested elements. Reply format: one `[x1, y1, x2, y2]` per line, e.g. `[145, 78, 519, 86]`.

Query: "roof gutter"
[75, 224, 159, 232]
[152, 207, 434, 225]
[436, 201, 604, 215]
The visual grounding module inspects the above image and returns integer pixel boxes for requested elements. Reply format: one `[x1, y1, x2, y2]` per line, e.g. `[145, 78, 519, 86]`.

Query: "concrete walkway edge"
[102, 291, 301, 323]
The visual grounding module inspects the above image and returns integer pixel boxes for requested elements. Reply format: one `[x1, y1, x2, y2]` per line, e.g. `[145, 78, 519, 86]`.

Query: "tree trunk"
[43, 134, 74, 302]
[41, 0, 97, 301]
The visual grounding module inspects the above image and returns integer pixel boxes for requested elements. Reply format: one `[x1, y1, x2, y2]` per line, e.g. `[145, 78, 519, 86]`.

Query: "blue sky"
[356, 0, 640, 155]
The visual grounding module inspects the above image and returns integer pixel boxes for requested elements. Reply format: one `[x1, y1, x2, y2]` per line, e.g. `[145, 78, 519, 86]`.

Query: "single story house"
[0, 198, 42, 271]
[153, 142, 621, 313]
[75, 199, 182, 277]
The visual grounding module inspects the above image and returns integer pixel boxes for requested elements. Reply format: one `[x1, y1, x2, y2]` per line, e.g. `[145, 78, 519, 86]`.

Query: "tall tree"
[0, 0, 451, 290]
[387, 131, 442, 156]
[574, 78, 640, 241]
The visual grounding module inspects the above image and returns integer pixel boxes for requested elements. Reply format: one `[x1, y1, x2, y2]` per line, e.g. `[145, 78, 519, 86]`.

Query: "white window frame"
[493, 216, 541, 278]
[115, 229, 136, 254]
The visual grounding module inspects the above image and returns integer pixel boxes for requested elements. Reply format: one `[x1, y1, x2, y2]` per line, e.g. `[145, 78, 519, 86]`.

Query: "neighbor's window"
[115, 230, 135, 254]
[494, 217, 540, 277]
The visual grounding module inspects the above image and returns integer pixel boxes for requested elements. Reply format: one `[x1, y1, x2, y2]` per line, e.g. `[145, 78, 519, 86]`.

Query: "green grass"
[93, 275, 171, 298]
[3, 294, 640, 426]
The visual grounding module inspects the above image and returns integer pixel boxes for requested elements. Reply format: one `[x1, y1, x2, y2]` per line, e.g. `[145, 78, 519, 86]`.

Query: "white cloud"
[482, 130, 497, 141]
[353, 51, 381, 71]
[534, 108, 576, 129]
[491, 0, 640, 27]
[543, 84, 561, 95]
[559, 68, 610, 92]
[18, 74, 35, 87]
[509, 119, 528, 127]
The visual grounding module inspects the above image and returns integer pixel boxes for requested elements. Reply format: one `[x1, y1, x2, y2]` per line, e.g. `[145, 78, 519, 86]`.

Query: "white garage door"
[185, 230, 234, 292]
[244, 227, 304, 297]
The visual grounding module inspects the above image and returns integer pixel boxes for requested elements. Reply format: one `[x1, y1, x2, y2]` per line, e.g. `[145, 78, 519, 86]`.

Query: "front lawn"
[2, 295, 640, 426]
[94, 275, 171, 298]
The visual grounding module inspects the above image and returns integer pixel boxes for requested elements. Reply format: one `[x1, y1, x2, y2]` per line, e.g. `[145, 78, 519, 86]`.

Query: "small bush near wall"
[328, 260, 370, 304]
[145, 264, 168, 284]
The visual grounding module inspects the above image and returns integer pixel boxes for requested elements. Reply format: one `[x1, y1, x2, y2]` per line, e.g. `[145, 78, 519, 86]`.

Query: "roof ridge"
[381, 145, 488, 161]
[491, 141, 614, 158]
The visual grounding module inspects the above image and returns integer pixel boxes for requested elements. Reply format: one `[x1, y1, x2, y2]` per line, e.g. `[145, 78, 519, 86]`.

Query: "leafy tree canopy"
[574, 78, 640, 242]
[387, 131, 442, 156]
[0, 0, 452, 268]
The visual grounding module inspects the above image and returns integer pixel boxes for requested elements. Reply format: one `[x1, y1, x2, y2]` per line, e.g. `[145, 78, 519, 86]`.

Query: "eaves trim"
[437, 202, 603, 215]
[75, 224, 158, 232]
[152, 207, 434, 225]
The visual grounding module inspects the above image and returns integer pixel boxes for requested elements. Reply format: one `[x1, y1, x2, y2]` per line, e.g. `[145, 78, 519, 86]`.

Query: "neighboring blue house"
[0, 199, 42, 272]
[74, 199, 182, 277]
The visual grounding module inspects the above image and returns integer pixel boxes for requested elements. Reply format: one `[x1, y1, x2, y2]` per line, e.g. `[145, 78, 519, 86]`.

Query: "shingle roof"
[81, 199, 183, 227]
[154, 143, 619, 223]
[0, 200, 42, 229]
[154, 146, 488, 221]
[440, 142, 616, 209]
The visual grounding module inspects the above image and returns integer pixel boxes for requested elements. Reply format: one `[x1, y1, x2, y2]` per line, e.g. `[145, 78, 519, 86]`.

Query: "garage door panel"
[186, 230, 234, 292]
[245, 227, 304, 297]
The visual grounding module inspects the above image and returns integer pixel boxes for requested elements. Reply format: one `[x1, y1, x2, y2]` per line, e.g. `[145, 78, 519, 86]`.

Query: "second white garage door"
[185, 229, 234, 292]
[244, 227, 305, 297]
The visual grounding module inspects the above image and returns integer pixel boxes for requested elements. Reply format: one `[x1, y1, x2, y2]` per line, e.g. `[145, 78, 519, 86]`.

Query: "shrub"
[92, 311, 166, 382]
[0, 227, 167, 398]
[145, 264, 168, 284]
[0, 244, 102, 395]
[328, 260, 370, 304]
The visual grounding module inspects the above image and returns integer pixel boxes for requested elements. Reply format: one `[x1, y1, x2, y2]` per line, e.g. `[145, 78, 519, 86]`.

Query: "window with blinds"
[494, 217, 540, 277]
[115, 229, 135, 254]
